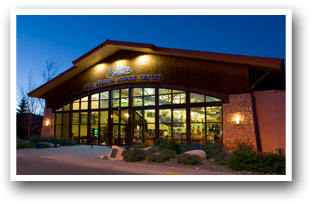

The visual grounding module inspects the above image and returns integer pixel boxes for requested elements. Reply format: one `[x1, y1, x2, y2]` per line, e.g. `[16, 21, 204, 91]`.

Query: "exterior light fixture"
[96, 64, 105, 70]
[235, 115, 240, 125]
[45, 119, 50, 127]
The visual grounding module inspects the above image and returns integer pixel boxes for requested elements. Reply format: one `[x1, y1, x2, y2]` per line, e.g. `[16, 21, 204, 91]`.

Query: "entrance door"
[112, 110, 129, 146]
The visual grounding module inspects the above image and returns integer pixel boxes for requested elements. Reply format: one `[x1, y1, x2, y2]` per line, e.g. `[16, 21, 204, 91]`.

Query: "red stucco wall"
[253, 90, 286, 154]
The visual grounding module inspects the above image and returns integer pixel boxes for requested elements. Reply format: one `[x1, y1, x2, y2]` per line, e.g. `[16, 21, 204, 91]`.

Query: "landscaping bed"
[120, 140, 285, 175]
[17, 136, 76, 149]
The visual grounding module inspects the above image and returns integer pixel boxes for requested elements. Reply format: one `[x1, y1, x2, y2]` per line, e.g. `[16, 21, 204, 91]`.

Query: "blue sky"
[16, 15, 285, 100]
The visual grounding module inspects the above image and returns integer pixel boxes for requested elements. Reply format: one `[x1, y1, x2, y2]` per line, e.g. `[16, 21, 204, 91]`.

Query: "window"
[206, 96, 221, 102]
[190, 93, 205, 103]
[91, 93, 99, 109]
[81, 96, 88, 110]
[159, 89, 186, 105]
[100, 91, 109, 108]
[132, 88, 155, 106]
[173, 108, 186, 142]
[159, 109, 172, 139]
[190, 107, 206, 143]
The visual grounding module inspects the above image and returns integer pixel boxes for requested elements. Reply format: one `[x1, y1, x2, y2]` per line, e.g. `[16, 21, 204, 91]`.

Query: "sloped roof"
[28, 39, 284, 98]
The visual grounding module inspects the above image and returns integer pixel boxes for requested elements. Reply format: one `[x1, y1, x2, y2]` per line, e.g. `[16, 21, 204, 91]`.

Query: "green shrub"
[145, 149, 176, 163]
[25, 136, 75, 146]
[175, 153, 203, 165]
[178, 143, 201, 153]
[145, 153, 164, 163]
[24, 141, 36, 148]
[227, 152, 285, 175]
[17, 140, 25, 149]
[160, 149, 176, 161]
[122, 149, 146, 162]
[200, 142, 224, 161]
[236, 143, 254, 153]
[155, 139, 181, 153]
[144, 148, 158, 156]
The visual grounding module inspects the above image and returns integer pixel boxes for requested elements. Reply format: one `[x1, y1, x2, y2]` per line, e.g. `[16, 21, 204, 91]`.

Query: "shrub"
[24, 136, 75, 146]
[17, 140, 25, 149]
[24, 141, 36, 148]
[144, 148, 158, 156]
[145, 149, 176, 163]
[160, 149, 176, 161]
[175, 153, 203, 165]
[200, 142, 225, 161]
[155, 139, 181, 153]
[226, 152, 285, 175]
[178, 143, 201, 153]
[236, 143, 254, 153]
[122, 149, 146, 162]
[145, 153, 164, 163]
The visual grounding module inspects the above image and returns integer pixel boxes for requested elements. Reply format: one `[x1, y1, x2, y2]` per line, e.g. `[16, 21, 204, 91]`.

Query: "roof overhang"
[28, 39, 284, 98]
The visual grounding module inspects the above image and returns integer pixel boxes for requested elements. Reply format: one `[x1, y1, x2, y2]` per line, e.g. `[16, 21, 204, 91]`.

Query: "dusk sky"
[16, 15, 286, 101]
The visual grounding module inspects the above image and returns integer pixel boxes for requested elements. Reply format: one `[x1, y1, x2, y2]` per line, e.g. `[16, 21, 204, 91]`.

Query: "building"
[28, 40, 286, 153]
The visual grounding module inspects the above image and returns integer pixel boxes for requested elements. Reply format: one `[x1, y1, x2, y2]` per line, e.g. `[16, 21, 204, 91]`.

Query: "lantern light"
[235, 115, 240, 125]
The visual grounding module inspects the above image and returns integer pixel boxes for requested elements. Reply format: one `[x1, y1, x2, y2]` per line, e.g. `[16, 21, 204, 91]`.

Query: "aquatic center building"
[28, 40, 286, 153]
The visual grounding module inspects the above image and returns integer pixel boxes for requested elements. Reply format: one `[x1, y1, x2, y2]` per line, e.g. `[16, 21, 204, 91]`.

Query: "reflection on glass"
[113, 111, 119, 123]
[206, 96, 221, 102]
[55, 125, 62, 137]
[190, 93, 205, 103]
[121, 98, 129, 107]
[144, 88, 155, 95]
[133, 88, 143, 96]
[121, 110, 129, 124]
[91, 93, 99, 100]
[99, 124, 108, 145]
[159, 88, 171, 94]
[90, 112, 98, 124]
[100, 111, 108, 124]
[206, 106, 222, 122]
[159, 94, 171, 105]
[144, 96, 155, 106]
[63, 113, 70, 124]
[112, 90, 120, 99]
[133, 97, 143, 106]
[100, 91, 109, 100]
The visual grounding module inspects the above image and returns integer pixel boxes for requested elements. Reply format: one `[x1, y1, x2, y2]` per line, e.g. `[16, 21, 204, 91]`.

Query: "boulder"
[184, 150, 207, 159]
[108, 145, 125, 160]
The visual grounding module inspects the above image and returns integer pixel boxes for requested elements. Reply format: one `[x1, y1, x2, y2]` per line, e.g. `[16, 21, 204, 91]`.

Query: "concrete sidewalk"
[17, 145, 235, 175]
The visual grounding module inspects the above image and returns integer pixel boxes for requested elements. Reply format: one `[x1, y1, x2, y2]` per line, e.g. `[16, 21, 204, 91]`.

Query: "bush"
[144, 148, 158, 156]
[155, 139, 181, 153]
[17, 140, 25, 149]
[236, 143, 254, 153]
[24, 141, 36, 148]
[226, 152, 285, 175]
[122, 149, 146, 162]
[24, 136, 76, 146]
[175, 153, 203, 165]
[145, 149, 176, 163]
[178, 143, 201, 153]
[200, 142, 225, 161]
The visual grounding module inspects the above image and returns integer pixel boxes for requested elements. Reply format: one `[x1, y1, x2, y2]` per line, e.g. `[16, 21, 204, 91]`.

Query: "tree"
[16, 96, 28, 138]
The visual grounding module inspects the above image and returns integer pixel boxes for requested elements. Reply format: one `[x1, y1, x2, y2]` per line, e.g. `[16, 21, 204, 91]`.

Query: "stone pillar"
[223, 93, 257, 152]
[40, 108, 54, 137]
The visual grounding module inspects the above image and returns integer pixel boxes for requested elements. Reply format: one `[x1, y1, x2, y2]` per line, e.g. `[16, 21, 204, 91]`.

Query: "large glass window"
[54, 86, 222, 145]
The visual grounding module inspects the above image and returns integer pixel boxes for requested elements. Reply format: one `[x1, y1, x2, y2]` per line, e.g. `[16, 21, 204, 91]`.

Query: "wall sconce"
[235, 115, 240, 125]
[45, 119, 50, 127]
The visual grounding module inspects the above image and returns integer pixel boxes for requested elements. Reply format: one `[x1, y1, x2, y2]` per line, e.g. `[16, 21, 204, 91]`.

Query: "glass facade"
[54, 87, 222, 146]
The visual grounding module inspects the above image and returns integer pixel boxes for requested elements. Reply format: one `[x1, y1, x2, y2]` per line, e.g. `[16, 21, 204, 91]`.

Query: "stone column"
[40, 108, 54, 137]
[223, 93, 257, 152]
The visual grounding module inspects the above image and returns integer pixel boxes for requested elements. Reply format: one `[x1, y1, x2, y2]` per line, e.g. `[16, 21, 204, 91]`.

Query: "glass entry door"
[112, 110, 129, 146]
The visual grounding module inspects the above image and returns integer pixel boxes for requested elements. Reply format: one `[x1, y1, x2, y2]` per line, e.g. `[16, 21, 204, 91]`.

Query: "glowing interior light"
[125, 113, 129, 118]
[235, 115, 240, 125]
[45, 120, 50, 126]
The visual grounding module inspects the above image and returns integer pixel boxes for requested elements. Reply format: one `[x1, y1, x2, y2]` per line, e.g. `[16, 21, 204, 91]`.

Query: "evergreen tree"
[17, 97, 28, 138]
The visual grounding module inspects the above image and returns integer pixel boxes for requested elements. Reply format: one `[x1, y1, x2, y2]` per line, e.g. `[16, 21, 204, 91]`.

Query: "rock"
[108, 145, 125, 161]
[143, 146, 153, 151]
[99, 155, 105, 159]
[184, 150, 207, 159]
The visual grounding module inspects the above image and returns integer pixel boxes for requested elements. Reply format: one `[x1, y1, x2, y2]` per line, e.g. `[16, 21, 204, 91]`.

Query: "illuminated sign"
[106, 65, 132, 79]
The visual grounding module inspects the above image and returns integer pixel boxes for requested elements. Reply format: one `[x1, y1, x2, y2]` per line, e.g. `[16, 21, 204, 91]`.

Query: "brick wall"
[40, 108, 54, 137]
[223, 93, 257, 152]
